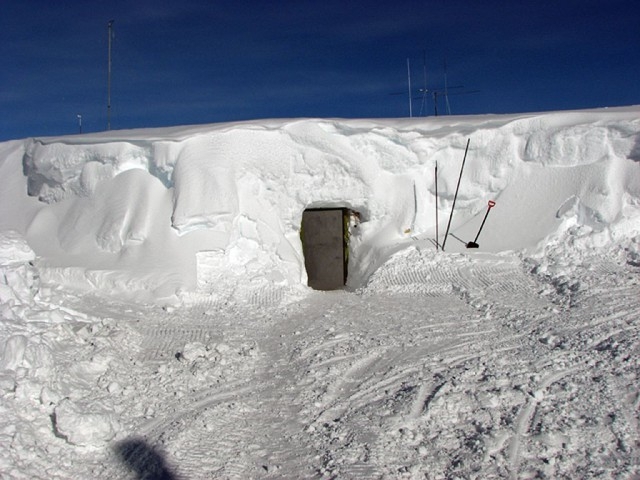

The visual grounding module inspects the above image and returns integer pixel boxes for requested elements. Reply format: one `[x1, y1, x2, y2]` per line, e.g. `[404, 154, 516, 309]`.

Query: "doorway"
[301, 208, 350, 290]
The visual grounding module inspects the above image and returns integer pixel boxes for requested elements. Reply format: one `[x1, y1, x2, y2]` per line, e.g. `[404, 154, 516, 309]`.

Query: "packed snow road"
[1, 249, 638, 479]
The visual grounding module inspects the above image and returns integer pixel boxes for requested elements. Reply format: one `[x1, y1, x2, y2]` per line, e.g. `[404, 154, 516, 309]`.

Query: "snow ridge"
[11, 107, 640, 300]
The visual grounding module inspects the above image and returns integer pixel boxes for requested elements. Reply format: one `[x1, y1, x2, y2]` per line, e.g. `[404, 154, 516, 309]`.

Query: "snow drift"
[1, 107, 640, 479]
[2, 107, 640, 302]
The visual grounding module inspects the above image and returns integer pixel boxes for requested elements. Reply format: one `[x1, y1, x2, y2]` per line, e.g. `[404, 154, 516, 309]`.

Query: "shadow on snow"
[114, 437, 179, 480]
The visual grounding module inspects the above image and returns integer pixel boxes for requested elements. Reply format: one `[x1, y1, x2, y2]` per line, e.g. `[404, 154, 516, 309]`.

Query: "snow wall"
[1, 107, 639, 302]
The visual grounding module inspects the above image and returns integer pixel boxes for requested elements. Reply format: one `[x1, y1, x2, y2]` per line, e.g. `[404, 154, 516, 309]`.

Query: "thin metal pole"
[407, 58, 412, 118]
[420, 50, 427, 117]
[442, 138, 470, 251]
[444, 58, 451, 115]
[107, 20, 113, 130]
[411, 181, 417, 233]
[435, 162, 439, 251]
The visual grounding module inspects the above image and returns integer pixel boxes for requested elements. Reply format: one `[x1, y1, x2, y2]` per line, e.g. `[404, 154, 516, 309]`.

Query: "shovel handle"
[471, 200, 496, 245]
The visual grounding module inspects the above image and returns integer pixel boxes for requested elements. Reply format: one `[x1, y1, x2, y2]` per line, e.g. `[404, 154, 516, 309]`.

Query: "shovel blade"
[466, 242, 479, 249]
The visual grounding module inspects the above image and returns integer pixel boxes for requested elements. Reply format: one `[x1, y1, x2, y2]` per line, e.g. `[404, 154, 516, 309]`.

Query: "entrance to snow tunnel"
[301, 208, 354, 291]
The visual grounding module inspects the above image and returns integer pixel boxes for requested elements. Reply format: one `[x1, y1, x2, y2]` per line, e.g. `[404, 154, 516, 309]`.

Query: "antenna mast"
[419, 50, 428, 117]
[107, 20, 114, 130]
[444, 58, 452, 115]
[407, 58, 412, 118]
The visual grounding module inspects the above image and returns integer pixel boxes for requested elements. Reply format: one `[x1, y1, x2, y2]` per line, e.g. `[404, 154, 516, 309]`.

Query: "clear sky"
[2, 0, 639, 141]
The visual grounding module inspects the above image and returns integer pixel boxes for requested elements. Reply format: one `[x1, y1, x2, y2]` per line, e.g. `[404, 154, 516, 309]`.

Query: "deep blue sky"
[2, 0, 639, 140]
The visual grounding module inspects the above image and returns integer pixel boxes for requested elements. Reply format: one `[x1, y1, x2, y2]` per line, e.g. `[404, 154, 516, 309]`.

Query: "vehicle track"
[48, 252, 640, 479]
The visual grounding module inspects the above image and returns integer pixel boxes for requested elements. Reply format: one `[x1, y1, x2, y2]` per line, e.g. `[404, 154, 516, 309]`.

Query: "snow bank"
[2, 107, 640, 301]
[0, 107, 639, 478]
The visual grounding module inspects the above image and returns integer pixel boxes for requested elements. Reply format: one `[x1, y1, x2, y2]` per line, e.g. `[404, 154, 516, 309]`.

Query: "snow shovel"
[467, 200, 496, 248]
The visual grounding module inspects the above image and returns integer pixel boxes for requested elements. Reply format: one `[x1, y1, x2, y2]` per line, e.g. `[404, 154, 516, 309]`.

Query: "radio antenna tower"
[406, 58, 413, 117]
[419, 50, 428, 116]
[107, 20, 114, 130]
[444, 58, 452, 115]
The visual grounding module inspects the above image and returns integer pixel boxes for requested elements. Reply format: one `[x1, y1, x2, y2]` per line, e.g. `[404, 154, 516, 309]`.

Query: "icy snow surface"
[1, 107, 640, 478]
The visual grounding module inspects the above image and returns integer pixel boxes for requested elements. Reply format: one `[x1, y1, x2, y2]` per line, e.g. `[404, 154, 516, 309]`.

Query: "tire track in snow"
[77, 294, 270, 479]
[247, 285, 286, 308]
[294, 288, 534, 479]
[306, 309, 529, 430]
[168, 403, 260, 479]
[507, 368, 581, 479]
[313, 352, 385, 424]
[293, 333, 351, 361]
[135, 381, 254, 437]
[407, 377, 446, 420]
[136, 325, 222, 362]
[370, 254, 531, 287]
[106, 381, 258, 480]
[536, 265, 640, 352]
[79, 265, 545, 478]
[303, 324, 487, 424]
[15, 229, 639, 480]
[366, 260, 461, 295]
[311, 276, 547, 478]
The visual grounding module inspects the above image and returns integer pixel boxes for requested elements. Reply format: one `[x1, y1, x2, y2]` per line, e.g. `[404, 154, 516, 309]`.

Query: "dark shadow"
[114, 437, 179, 480]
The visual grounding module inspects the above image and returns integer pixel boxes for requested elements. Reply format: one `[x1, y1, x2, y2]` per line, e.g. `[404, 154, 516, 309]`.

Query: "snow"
[1, 106, 639, 478]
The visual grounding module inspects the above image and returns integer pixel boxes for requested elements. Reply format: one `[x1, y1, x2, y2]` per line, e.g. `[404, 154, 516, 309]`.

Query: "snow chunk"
[53, 398, 120, 447]
[0, 230, 35, 266]
[0, 335, 28, 371]
[180, 342, 209, 362]
[0, 262, 39, 306]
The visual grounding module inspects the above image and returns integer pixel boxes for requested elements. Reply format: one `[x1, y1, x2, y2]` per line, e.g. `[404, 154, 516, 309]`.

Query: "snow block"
[53, 399, 119, 447]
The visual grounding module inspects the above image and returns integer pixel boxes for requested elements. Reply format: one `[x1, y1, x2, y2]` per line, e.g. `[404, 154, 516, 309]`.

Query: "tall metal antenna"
[419, 50, 428, 117]
[392, 55, 477, 117]
[107, 20, 114, 130]
[406, 58, 412, 118]
[444, 58, 452, 115]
